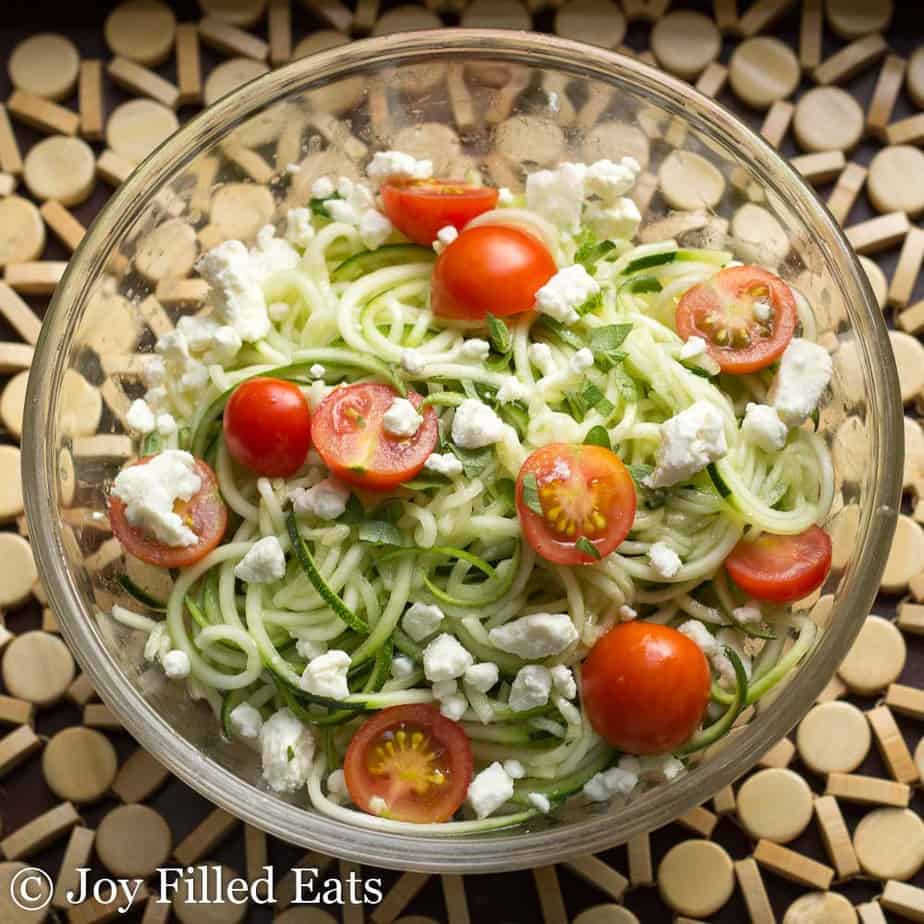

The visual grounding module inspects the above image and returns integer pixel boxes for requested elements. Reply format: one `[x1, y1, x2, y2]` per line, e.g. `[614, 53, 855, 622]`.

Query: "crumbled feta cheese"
[300, 650, 351, 699]
[180, 360, 209, 392]
[290, 478, 350, 520]
[145, 385, 167, 409]
[451, 399, 506, 449]
[753, 297, 773, 323]
[434, 224, 459, 253]
[369, 795, 388, 815]
[440, 694, 468, 722]
[296, 639, 326, 661]
[423, 633, 474, 682]
[467, 762, 515, 819]
[234, 536, 286, 584]
[261, 708, 315, 793]
[143, 622, 171, 663]
[326, 198, 359, 225]
[424, 452, 464, 478]
[309, 363, 325, 379]
[528, 341, 555, 376]
[525, 162, 587, 232]
[660, 757, 686, 781]
[143, 355, 165, 387]
[155, 329, 189, 363]
[528, 792, 552, 813]
[509, 665, 552, 712]
[269, 301, 290, 322]
[285, 162, 300, 175]
[311, 176, 335, 199]
[156, 413, 177, 436]
[464, 662, 499, 693]
[645, 400, 728, 488]
[489, 613, 579, 659]
[460, 337, 490, 360]
[285, 208, 315, 248]
[359, 209, 393, 250]
[400, 348, 427, 375]
[126, 399, 155, 434]
[569, 347, 594, 374]
[585, 197, 641, 241]
[585, 157, 640, 203]
[550, 665, 577, 700]
[207, 325, 242, 364]
[248, 224, 300, 283]
[391, 654, 415, 680]
[619, 604, 638, 622]
[769, 339, 833, 426]
[733, 604, 762, 625]
[197, 240, 269, 342]
[229, 702, 263, 739]
[649, 541, 682, 578]
[111, 450, 202, 547]
[367, 150, 433, 184]
[583, 766, 639, 802]
[402, 602, 445, 642]
[432, 679, 458, 699]
[162, 649, 190, 679]
[679, 619, 718, 657]
[498, 187, 514, 205]
[534, 264, 600, 325]
[176, 315, 217, 352]
[327, 768, 347, 798]
[382, 397, 423, 437]
[680, 336, 708, 360]
[503, 759, 525, 780]
[496, 376, 528, 404]
[741, 402, 788, 453]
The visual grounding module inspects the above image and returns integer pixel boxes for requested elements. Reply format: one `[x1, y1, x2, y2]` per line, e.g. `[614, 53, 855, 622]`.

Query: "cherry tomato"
[676, 265, 797, 374]
[109, 456, 228, 569]
[725, 525, 832, 604]
[224, 377, 312, 478]
[381, 179, 499, 246]
[432, 225, 556, 320]
[311, 383, 438, 490]
[516, 443, 637, 565]
[344, 704, 474, 823]
[582, 622, 711, 754]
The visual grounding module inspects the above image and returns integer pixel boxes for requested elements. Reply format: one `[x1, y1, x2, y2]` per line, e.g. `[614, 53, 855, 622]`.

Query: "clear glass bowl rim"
[23, 30, 903, 873]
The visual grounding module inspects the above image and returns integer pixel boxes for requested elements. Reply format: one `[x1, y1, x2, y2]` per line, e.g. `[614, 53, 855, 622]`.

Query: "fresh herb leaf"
[287, 745, 296, 761]
[583, 426, 612, 450]
[499, 402, 528, 438]
[576, 289, 604, 316]
[486, 313, 513, 355]
[337, 493, 365, 525]
[521, 472, 543, 515]
[622, 250, 677, 275]
[575, 536, 601, 559]
[536, 317, 584, 350]
[589, 324, 632, 371]
[580, 381, 615, 418]
[494, 478, 516, 511]
[400, 475, 450, 491]
[575, 229, 616, 271]
[564, 390, 588, 423]
[626, 464, 668, 509]
[451, 444, 493, 478]
[627, 464, 652, 484]
[358, 520, 405, 547]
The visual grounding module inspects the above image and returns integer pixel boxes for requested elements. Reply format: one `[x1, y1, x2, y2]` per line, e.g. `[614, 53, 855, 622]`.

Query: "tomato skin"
[381, 180, 499, 246]
[725, 525, 832, 603]
[108, 456, 228, 569]
[311, 383, 438, 491]
[676, 265, 797, 374]
[344, 704, 474, 823]
[581, 622, 711, 754]
[432, 225, 557, 320]
[516, 443, 637, 565]
[224, 378, 312, 478]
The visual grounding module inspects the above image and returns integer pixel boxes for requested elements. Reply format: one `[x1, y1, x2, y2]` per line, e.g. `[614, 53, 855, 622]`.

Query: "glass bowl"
[23, 30, 902, 873]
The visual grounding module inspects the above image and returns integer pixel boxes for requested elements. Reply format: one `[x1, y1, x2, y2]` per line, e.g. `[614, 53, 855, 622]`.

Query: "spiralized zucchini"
[117, 194, 834, 833]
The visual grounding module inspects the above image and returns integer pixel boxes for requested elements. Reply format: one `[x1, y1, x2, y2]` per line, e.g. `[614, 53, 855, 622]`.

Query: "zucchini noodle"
[114, 163, 834, 834]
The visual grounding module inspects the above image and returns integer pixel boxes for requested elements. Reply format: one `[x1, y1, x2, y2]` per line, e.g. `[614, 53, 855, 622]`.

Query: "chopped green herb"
[499, 402, 529, 438]
[521, 472, 543, 515]
[337, 493, 366, 525]
[590, 324, 632, 371]
[486, 313, 513, 355]
[576, 289, 604, 316]
[583, 426, 612, 450]
[575, 536, 601, 559]
[536, 317, 584, 350]
[494, 478, 516, 510]
[287, 745, 296, 761]
[575, 229, 617, 271]
[358, 520, 405, 547]
[451, 444, 493, 478]
[580, 381, 615, 418]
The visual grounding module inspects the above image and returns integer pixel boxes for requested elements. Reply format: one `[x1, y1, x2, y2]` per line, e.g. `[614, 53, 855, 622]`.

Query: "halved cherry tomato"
[381, 179, 499, 246]
[725, 525, 832, 603]
[311, 383, 438, 490]
[224, 377, 312, 478]
[582, 622, 711, 754]
[516, 443, 637, 565]
[676, 265, 797, 374]
[344, 704, 474, 823]
[432, 225, 556, 320]
[109, 456, 228, 569]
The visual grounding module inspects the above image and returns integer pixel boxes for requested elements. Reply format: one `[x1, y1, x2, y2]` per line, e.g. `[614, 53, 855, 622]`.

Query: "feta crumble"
[261, 708, 315, 793]
[741, 402, 788, 452]
[451, 399, 506, 449]
[126, 399, 155, 434]
[509, 665, 552, 712]
[680, 336, 708, 360]
[649, 542, 682, 579]
[234, 536, 286, 584]
[769, 338, 833, 426]
[585, 197, 642, 241]
[300, 650, 351, 699]
[440, 694, 468, 722]
[369, 795, 388, 815]
[489, 613, 579, 659]
[162, 649, 190, 679]
[285, 207, 315, 248]
[503, 759, 525, 780]
[229, 702, 263, 739]
[619, 604, 638, 622]
[197, 240, 269, 342]
[464, 662, 499, 693]
[391, 654, 415, 680]
[534, 264, 600, 325]
[569, 347, 594, 374]
[111, 450, 202, 547]
[367, 150, 433, 184]
[423, 633, 474, 682]
[528, 341, 555, 376]
[585, 157, 641, 203]
[468, 762, 514, 819]
[525, 162, 587, 232]
[402, 602, 445, 642]
[460, 337, 490, 360]
[400, 348, 427, 375]
[382, 397, 423, 437]
[311, 176, 335, 199]
[644, 400, 728, 488]
[496, 376, 528, 404]
[358, 209, 393, 250]
[424, 452, 464, 478]
[550, 665, 577, 700]
[290, 478, 350, 520]
[434, 224, 459, 253]
[583, 766, 639, 802]
[528, 792, 552, 814]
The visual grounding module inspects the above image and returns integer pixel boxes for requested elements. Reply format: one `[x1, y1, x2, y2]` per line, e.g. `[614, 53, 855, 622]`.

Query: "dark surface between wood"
[0, 1, 922, 922]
